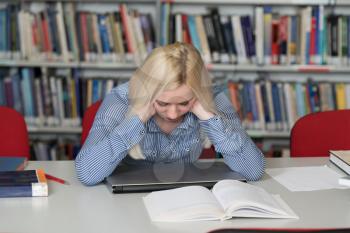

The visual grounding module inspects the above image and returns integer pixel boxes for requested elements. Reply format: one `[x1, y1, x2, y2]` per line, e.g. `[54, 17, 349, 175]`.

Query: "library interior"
[0, 0, 349, 232]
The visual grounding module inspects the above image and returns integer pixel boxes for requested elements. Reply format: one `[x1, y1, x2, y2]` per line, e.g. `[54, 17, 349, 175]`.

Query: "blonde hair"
[128, 42, 217, 116]
[127, 42, 216, 159]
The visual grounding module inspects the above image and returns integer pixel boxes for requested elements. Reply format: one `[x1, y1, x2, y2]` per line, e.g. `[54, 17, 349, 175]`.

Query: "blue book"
[260, 80, 270, 124]
[0, 169, 48, 197]
[11, 69, 23, 114]
[98, 14, 110, 54]
[295, 83, 306, 117]
[0, 75, 5, 105]
[187, 15, 201, 52]
[92, 79, 100, 103]
[20, 68, 35, 118]
[313, 7, 319, 63]
[0, 9, 6, 53]
[0, 157, 27, 171]
[271, 82, 282, 127]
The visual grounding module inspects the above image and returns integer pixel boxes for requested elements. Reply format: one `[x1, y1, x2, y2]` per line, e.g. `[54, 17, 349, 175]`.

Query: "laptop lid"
[105, 160, 246, 193]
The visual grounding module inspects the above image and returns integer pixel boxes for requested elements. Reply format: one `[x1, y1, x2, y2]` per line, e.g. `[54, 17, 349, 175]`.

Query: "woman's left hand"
[190, 99, 214, 121]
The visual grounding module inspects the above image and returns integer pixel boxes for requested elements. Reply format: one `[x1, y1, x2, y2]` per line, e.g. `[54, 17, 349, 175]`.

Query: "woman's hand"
[137, 101, 156, 123]
[190, 99, 214, 121]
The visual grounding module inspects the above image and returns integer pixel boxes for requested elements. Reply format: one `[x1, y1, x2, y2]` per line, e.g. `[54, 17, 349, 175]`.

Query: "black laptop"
[105, 160, 246, 193]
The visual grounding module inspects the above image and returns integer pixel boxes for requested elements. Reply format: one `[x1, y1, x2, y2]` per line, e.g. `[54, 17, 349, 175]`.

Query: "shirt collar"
[146, 113, 197, 133]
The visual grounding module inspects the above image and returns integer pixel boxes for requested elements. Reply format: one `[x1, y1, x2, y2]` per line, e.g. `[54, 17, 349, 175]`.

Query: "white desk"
[0, 158, 349, 233]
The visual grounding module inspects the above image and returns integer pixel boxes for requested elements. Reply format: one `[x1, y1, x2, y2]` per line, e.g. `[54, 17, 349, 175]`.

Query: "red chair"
[0, 106, 30, 159]
[290, 110, 350, 157]
[80, 100, 216, 158]
[81, 100, 102, 145]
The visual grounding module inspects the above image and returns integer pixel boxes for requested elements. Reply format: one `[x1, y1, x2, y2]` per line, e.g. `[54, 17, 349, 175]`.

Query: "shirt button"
[185, 147, 190, 151]
[152, 151, 156, 156]
[195, 138, 199, 142]
[214, 117, 219, 121]
[140, 130, 145, 135]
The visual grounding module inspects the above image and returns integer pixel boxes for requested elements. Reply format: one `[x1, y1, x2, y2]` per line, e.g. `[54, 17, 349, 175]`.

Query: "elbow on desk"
[246, 167, 265, 181]
[246, 157, 266, 181]
[76, 173, 100, 186]
[75, 160, 102, 186]
[226, 155, 266, 182]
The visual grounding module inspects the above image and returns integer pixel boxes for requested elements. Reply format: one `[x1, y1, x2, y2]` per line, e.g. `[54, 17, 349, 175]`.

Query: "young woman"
[75, 42, 265, 185]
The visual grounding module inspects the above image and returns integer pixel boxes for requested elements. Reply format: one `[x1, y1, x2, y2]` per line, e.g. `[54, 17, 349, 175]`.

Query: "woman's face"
[154, 85, 195, 123]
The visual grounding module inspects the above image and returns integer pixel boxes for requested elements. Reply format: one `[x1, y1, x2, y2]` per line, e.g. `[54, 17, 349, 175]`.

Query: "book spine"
[0, 185, 33, 197]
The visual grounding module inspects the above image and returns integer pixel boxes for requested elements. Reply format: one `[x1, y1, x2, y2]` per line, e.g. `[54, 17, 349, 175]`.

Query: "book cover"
[0, 169, 48, 197]
[329, 150, 350, 175]
[0, 157, 27, 171]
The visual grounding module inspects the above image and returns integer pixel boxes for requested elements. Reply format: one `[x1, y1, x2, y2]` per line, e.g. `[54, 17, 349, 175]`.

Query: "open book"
[143, 180, 298, 222]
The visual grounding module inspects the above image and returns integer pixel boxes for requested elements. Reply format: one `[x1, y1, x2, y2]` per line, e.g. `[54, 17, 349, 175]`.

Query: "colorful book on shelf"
[0, 157, 28, 171]
[0, 169, 48, 197]
[329, 150, 350, 175]
[143, 180, 298, 222]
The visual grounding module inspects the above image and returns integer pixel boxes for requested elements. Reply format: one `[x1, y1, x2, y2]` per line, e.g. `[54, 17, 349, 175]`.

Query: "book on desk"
[143, 179, 298, 222]
[329, 150, 350, 175]
[0, 156, 28, 171]
[0, 169, 48, 197]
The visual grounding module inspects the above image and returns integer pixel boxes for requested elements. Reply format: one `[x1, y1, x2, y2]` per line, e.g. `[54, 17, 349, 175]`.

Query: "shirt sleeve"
[199, 91, 265, 181]
[75, 87, 146, 185]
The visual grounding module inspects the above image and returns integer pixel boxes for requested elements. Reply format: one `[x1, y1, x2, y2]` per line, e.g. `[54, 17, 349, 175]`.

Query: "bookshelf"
[1, 0, 350, 159]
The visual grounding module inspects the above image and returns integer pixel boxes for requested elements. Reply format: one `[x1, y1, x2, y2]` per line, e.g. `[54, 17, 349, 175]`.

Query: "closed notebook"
[0, 157, 28, 171]
[0, 169, 48, 197]
[329, 150, 350, 175]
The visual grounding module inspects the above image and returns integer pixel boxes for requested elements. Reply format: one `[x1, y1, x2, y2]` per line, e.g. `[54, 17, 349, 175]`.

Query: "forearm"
[199, 116, 265, 181]
[75, 116, 146, 185]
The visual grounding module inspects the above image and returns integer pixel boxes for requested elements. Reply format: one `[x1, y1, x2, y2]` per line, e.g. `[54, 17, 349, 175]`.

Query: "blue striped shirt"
[75, 82, 265, 185]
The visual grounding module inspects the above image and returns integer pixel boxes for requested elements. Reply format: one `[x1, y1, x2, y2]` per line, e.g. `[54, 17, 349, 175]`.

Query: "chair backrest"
[81, 100, 102, 145]
[290, 110, 350, 157]
[0, 106, 30, 159]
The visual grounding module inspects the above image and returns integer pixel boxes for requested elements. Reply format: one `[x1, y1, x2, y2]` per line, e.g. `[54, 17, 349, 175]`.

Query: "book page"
[143, 185, 225, 222]
[212, 180, 294, 218]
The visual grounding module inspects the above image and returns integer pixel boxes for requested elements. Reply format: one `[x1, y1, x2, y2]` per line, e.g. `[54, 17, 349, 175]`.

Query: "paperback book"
[0, 169, 48, 197]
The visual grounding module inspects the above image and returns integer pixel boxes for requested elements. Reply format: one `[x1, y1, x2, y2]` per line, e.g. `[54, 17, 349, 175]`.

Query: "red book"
[80, 12, 89, 61]
[271, 19, 279, 65]
[40, 12, 52, 53]
[227, 81, 242, 119]
[309, 16, 317, 64]
[119, 4, 134, 53]
[181, 15, 192, 44]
